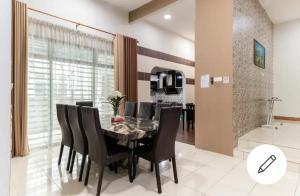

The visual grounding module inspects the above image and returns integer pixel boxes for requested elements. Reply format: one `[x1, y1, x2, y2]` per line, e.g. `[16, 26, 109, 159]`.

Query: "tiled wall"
[151, 89, 184, 103]
[233, 0, 273, 145]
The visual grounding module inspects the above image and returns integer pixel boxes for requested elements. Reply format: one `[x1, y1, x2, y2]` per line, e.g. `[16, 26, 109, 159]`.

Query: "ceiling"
[103, 0, 300, 41]
[259, 0, 300, 24]
[145, 0, 195, 41]
[103, 0, 195, 41]
[102, 0, 151, 11]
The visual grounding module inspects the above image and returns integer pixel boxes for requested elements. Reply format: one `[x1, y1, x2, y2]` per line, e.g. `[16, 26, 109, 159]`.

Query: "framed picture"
[253, 39, 266, 69]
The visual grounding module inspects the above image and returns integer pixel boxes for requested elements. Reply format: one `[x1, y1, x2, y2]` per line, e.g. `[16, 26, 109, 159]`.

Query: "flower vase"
[113, 107, 119, 117]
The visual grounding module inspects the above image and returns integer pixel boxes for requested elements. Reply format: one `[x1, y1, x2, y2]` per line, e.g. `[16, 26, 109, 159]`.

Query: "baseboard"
[274, 116, 300, 121]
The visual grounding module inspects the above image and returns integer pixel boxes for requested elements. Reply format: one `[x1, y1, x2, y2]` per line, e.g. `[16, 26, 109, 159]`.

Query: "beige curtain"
[114, 35, 125, 96]
[114, 34, 138, 114]
[123, 36, 138, 102]
[12, 0, 29, 157]
[114, 34, 125, 114]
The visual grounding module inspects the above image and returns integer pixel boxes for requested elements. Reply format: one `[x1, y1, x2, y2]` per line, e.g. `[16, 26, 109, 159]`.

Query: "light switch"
[213, 76, 223, 83]
[223, 76, 230, 84]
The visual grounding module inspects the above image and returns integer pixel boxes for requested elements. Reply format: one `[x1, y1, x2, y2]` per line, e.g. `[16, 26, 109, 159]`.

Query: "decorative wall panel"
[233, 0, 273, 145]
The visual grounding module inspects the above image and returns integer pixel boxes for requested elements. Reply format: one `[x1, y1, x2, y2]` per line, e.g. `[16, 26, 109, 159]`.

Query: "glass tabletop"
[100, 114, 159, 145]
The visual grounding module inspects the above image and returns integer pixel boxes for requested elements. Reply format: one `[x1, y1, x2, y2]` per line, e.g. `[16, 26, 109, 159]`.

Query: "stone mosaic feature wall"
[233, 0, 273, 145]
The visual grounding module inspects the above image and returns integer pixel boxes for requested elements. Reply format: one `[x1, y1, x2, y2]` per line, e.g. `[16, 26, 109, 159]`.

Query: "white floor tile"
[233, 149, 244, 159]
[250, 172, 299, 196]
[11, 141, 300, 196]
[206, 162, 255, 195]
[181, 156, 241, 192]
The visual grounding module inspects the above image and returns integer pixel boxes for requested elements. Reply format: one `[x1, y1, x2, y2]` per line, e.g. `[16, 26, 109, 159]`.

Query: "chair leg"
[154, 162, 162, 194]
[79, 154, 86, 182]
[128, 154, 134, 183]
[182, 115, 185, 131]
[66, 147, 73, 171]
[58, 144, 64, 166]
[96, 166, 105, 196]
[69, 151, 76, 174]
[133, 156, 137, 179]
[150, 162, 154, 172]
[171, 157, 178, 184]
[114, 162, 118, 174]
[84, 158, 91, 186]
[108, 164, 114, 171]
[135, 141, 139, 164]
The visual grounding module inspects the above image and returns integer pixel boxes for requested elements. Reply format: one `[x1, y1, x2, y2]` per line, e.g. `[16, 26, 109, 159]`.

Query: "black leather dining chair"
[124, 101, 137, 117]
[76, 101, 93, 107]
[186, 103, 195, 129]
[138, 102, 155, 120]
[67, 105, 88, 181]
[56, 104, 74, 171]
[153, 103, 172, 121]
[134, 107, 182, 194]
[80, 107, 133, 196]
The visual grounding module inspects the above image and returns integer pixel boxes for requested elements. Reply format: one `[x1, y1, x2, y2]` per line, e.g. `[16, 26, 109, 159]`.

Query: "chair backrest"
[56, 104, 73, 147]
[76, 101, 93, 107]
[154, 107, 181, 162]
[81, 107, 107, 164]
[186, 103, 195, 110]
[67, 105, 88, 155]
[186, 103, 195, 120]
[153, 103, 172, 121]
[138, 102, 155, 120]
[124, 101, 137, 117]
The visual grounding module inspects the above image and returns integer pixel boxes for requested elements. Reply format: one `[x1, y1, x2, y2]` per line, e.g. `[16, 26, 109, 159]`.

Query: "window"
[28, 19, 114, 149]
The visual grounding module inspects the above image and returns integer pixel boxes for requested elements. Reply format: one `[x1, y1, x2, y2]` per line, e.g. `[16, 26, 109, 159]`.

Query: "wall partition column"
[195, 0, 234, 156]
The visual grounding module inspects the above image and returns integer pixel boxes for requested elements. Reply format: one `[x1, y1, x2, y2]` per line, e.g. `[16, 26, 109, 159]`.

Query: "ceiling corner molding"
[129, 0, 178, 23]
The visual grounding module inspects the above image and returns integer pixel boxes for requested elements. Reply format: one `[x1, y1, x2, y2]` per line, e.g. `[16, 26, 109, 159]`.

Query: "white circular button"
[247, 144, 287, 185]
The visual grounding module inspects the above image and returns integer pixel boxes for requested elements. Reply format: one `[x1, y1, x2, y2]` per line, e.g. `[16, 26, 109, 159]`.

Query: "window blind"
[28, 19, 114, 149]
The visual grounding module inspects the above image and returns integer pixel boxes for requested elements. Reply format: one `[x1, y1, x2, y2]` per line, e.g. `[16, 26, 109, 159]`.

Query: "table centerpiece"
[107, 91, 126, 118]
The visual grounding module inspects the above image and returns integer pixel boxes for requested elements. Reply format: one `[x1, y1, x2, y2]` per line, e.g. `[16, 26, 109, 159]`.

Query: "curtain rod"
[28, 7, 117, 37]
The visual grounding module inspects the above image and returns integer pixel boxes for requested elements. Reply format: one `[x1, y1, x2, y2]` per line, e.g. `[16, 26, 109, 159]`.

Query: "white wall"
[0, 0, 11, 195]
[20, 0, 195, 60]
[274, 19, 300, 118]
[20, 0, 195, 105]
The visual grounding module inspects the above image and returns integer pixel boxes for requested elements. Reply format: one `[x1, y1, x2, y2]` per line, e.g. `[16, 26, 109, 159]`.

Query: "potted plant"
[107, 91, 126, 117]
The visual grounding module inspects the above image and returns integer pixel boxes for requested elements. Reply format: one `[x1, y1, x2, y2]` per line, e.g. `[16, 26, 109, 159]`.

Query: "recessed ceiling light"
[164, 14, 172, 20]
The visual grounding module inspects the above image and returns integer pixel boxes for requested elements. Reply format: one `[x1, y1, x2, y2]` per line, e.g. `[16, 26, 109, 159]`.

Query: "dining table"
[101, 115, 159, 144]
[100, 114, 159, 179]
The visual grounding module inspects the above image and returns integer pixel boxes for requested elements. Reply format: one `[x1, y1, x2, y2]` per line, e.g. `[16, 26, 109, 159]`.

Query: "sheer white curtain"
[28, 18, 114, 149]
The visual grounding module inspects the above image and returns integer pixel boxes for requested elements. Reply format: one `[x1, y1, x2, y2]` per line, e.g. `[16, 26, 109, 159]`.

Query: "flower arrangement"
[107, 91, 126, 117]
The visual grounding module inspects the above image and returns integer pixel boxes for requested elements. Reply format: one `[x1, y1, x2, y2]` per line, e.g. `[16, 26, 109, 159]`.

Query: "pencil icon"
[258, 155, 276, 173]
